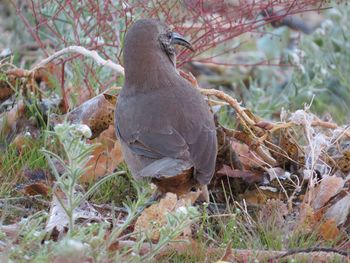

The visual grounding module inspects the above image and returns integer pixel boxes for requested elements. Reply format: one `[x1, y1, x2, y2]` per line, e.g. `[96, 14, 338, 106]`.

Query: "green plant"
[235, 5, 350, 123]
[42, 122, 124, 234]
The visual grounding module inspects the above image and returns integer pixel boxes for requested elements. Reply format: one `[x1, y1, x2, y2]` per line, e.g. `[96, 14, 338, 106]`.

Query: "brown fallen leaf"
[134, 191, 200, 243]
[230, 139, 266, 169]
[239, 188, 282, 205]
[17, 167, 52, 196]
[80, 125, 123, 183]
[312, 176, 345, 210]
[324, 193, 350, 227]
[217, 164, 263, 184]
[52, 87, 120, 139]
[134, 193, 178, 242]
[0, 85, 13, 102]
[319, 219, 340, 241]
[337, 150, 350, 173]
[19, 182, 50, 196]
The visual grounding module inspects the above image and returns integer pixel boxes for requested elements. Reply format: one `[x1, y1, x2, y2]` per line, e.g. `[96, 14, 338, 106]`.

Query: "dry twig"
[30, 46, 125, 75]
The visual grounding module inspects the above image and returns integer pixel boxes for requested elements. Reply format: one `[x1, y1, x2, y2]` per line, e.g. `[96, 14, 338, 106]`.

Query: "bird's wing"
[187, 126, 217, 185]
[137, 157, 193, 178]
[116, 125, 190, 160]
[116, 123, 193, 177]
[117, 121, 216, 184]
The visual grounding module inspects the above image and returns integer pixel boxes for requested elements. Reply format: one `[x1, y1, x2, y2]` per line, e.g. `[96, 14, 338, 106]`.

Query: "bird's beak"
[171, 32, 194, 51]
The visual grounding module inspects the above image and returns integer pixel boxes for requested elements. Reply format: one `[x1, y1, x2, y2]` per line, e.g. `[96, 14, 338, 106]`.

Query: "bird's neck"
[124, 48, 177, 90]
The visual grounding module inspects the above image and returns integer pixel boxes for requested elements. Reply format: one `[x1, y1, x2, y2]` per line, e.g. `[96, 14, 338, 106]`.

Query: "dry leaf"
[217, 164, 263, 184]
[319, 219, 340, 240]
[231, 139, 265, 169]
[239, 188, 282, 205]
[53, 88, 120, 139]
[312, 176, 345, 210]
[324, 194, 350, 226]
[20, 182, 50, 196]
[46, 192, 104, 233]
[134, 192, 199, 242]
[81, 125, 123, 183]
[337, 151, 350, 173]
[134, 193, 178, 242]
[17, 167, 52, 196]
[0, 85, 13, 102]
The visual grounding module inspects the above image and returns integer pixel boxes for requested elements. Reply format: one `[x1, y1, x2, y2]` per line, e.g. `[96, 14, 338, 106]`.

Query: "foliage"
[232, 5, 350, 123]
[42, 122, 124, 233]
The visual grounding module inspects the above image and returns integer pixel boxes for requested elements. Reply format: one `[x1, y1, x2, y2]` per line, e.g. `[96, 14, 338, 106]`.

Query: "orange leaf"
[319, 219, 339, 241]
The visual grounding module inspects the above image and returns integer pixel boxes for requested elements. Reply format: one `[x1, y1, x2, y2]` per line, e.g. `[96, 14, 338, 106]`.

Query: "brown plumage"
[115, 19, 217, 199]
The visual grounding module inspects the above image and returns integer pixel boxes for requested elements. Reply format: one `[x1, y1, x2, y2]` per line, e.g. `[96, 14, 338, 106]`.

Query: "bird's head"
[123, 19, 193, 73]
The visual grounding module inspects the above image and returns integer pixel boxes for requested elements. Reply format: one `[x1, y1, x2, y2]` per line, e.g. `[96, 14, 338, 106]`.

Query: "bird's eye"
[167, 32, 172, 39]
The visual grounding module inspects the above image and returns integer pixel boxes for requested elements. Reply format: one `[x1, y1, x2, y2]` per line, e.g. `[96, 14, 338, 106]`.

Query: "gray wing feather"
[189, 129, 217, 185]
[137, 157, 193, 178]
[133, 129, 190, 159]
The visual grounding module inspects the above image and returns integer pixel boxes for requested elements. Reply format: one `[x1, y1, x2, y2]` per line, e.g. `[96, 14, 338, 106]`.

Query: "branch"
[30, 46, 125, 75]
[114, 240, 349, 262]
[311, 120, 350, 138]
[199, 88, 277, 166]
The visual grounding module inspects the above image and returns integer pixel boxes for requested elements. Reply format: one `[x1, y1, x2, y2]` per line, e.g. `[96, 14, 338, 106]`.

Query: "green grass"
[89, 163, 140, 206]
[0, 136, 47, 198]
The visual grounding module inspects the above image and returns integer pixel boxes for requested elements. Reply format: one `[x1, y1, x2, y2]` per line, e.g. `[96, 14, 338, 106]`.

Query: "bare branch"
[31, 46, 125, 75]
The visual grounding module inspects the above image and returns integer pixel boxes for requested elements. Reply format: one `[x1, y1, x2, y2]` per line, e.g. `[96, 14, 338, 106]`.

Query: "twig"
[268, 247, 350, 262]
[199, 88, 277, 166]
[311, 120, 350, 138]
[114, 240, 349, 262]
[30, 45, 125, 75]
[0, 195, 50, 206]
[92, 203, 128, 213]
[199, 88, 255, 126]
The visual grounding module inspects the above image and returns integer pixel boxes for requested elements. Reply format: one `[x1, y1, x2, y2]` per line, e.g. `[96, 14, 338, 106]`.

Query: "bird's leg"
[197, 185, 209, 203]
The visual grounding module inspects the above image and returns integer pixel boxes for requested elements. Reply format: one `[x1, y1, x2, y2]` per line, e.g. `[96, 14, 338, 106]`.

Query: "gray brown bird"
[115, 19, 217, 201]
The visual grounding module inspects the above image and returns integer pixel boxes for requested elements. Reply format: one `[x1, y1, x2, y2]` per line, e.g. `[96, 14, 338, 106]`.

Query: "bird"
[114, 19, 217, 201]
